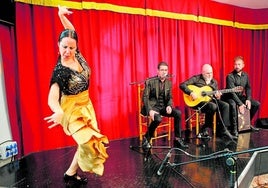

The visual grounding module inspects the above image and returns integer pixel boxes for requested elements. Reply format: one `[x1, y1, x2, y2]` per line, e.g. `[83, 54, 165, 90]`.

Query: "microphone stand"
[185, 99, 211, 123]
[129, 75, 159, 85]
[226, 156, 237, 188]
[129, 74, 174, 85]
[157, 146, 268, 188]
[185, 95, 214, 144]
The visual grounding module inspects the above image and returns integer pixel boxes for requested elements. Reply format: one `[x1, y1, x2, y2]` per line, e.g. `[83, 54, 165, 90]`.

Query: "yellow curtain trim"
[15, 0, 268, 30]
[198, 16, 234, 27]
[234, 22, 268, 30]
[15, 0, 83, 9]
[146, 9, 198, 22]
[82, 2, 146, 15]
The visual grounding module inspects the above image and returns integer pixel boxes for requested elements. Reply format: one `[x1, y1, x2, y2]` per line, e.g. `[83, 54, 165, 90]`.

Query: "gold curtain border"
[15, 0, 268, 30]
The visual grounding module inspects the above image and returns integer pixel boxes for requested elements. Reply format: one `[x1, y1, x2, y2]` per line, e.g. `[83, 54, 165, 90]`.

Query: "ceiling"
[212, 0, 268, 9]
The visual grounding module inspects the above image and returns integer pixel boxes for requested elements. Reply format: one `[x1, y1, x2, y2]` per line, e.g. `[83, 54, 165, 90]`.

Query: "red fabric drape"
[5, 1, 268, 155]
[0, 24, 22, 153]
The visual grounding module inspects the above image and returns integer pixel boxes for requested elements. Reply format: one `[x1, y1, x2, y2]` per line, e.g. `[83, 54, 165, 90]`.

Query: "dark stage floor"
[1, 129, 268, 188]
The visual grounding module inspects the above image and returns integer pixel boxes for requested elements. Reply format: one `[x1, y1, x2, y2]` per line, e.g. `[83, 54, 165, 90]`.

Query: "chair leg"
[188, 108, 193, 131]
[168, 118, 171, 141]
[196, 112, 200, 135]
[138, 116, 143, 141]
[213, 113, 216, 135]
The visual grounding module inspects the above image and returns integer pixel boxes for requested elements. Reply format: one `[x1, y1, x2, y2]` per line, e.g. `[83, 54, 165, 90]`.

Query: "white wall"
[0, 45, 12, 144]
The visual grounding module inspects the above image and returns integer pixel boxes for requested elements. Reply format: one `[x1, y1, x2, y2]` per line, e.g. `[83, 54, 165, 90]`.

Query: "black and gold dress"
[50, 52, 108, 176]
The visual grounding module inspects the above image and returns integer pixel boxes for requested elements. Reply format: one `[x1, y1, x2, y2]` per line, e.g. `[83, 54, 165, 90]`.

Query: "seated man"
[179, 64, 236, 140]
[223, 56, 260, 135]
[141, 62, 188, 149]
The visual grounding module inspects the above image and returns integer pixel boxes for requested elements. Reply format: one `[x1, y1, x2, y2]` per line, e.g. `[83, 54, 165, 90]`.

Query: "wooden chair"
[187, 108, 216, 135]
[137, 84, 171, 145]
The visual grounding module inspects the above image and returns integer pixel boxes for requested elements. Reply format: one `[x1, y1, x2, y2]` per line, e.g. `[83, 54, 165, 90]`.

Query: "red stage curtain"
[0, 24, 22, 153]
[6, 1, 268, 155]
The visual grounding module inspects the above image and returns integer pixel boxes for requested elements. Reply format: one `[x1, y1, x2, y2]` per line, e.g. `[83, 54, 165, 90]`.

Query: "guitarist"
[179, 64, 236, 140]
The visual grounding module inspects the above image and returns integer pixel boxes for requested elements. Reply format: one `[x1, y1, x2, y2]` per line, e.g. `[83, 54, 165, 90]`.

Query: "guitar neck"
[206, 88, 235, 95]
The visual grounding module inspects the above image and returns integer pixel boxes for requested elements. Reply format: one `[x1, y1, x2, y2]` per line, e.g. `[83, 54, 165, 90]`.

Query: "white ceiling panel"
[212, 0, 268, 9]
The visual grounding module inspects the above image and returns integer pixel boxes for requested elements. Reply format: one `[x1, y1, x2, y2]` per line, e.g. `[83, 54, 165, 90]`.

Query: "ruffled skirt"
[60, 90, 109, 176]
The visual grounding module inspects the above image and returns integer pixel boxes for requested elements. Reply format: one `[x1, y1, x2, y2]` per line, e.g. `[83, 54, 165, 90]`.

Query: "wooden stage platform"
[1, 129, 268, 187]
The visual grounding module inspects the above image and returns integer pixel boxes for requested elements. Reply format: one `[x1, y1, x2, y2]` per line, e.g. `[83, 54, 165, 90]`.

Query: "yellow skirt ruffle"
[60, 90, 109, 176]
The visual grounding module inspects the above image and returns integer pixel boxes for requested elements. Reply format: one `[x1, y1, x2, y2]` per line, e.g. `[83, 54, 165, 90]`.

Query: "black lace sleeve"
[50, 62, 72, 94]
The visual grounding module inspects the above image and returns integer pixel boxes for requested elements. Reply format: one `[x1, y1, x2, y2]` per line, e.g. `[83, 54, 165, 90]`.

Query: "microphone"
[157, 151, 171, 175]
[201, 91, 207, 97]
[226, 157, 237, 188]
[163, 74, 174, 78]
[148, 74, 174, 81]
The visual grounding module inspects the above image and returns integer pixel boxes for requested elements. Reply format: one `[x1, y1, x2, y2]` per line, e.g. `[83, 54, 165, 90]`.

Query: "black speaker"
[0, 0, 15, 25]
[255, 118, 268, 128]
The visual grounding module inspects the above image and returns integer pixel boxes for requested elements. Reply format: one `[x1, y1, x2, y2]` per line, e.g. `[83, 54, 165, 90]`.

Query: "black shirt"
[225, 70, 251, 106]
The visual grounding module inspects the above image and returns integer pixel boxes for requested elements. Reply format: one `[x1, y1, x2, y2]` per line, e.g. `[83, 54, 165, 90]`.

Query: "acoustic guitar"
[183, 85, 243, 107]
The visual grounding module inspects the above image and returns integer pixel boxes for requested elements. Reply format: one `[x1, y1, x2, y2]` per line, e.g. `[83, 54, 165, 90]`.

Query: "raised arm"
[58, 6, 75, 30]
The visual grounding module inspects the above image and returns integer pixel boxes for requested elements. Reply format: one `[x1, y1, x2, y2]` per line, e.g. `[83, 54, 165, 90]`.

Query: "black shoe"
[222, 130, 238, 140]
[63, 173, 88, 185]
[250, 125, 259, 132]
[232, 131, 239, 137]
[142, 137, 152, 150]
[197, 129, 210, 139]
[173, 139, 189, 148]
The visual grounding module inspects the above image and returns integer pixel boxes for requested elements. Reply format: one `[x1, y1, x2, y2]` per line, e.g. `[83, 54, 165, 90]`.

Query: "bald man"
[180, 64, 236, 140]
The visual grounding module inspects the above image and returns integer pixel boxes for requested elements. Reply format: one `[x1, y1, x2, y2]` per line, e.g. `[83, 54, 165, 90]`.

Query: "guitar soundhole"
[201, 91, 207, 96]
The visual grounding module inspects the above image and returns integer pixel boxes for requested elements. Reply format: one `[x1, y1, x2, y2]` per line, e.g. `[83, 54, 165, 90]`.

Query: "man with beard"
[223, 56, 260, 136]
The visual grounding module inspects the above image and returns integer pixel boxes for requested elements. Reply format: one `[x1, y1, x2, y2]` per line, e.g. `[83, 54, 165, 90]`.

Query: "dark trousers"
[224, 97, 260, 131]
[194, 100, 230, 132]
[146, 107, 182, 139]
